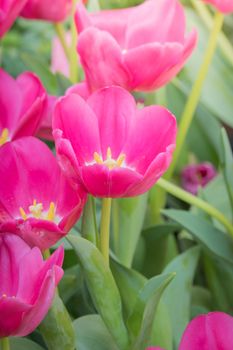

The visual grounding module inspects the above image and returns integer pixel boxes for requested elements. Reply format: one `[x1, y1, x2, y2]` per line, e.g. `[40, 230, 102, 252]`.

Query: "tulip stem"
[69, 0, 78, 83]
[166, 11, 224, 178]
[54, 23, 70, 59]
[191, 0, 233, 65]
[157, 178, 233, 239]
[100, 198, 112, 266]
[1, 338, 10, 350]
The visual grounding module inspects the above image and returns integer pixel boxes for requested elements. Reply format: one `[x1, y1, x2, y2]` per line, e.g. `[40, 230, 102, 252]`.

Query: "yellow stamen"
[29, 201, 43, 218]
[47, 202, 55, 221]
[94, 152, 103, 164]
[0, 128, 9, 146]
[93, 147, 126, 170]
[19, 207, 27, 220]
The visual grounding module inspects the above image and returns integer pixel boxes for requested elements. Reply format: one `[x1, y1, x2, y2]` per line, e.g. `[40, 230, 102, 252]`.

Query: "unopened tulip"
[21, 0, 72, 22]
[0, 137, 87, 250]
[75, 0, 197, 92]
[0, 0, 27, 38]
[203, 0, 233, 14]
[0, 69, 46, 147]
[53, 86, 176, 198]
[0, 233, 64, 337]
[181, 162, 217, 195]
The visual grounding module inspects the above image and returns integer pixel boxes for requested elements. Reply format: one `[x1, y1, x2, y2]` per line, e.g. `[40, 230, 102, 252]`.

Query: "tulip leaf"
[73, 315, 118, 350]
[162, 209, 233, 264]
[150, 301, 173, 350]
[67, 235, 129, 350]
[39, 292, 75, 350]
[129, 272, 175, 350]
[4, 338, 45, 350]
[220, 128, 233, 215]
[162, 246, 200, 348]
[59, 265, 84, 304]
[115, 194, 148, 267]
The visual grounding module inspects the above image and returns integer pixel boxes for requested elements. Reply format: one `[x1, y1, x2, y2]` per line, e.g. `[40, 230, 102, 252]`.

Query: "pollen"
[93, 147, 126, 170]
[19, 200, 57, 222]
[0, 128, 9, 146]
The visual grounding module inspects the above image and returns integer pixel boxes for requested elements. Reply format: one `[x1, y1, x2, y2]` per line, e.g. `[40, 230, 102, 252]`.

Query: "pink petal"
[123, 106, 177, 174]
[87, 86, 136, 158]
[51, 32, 71, 77]
[0, 297, 31, 337]
[204, 0, 233, 14]
[179, 312, 233, 350]
[123, 42, 184, 91]
[0, 0, 28, 38]
[66, 81, 90, 100]
[125, 0, 185, 49]
[37, 95, 57, 141]
[78, 27, 130, 92]
[53, 94, 101, 164]
[80, 164, 142, 198]
[0, 69, 22, 137]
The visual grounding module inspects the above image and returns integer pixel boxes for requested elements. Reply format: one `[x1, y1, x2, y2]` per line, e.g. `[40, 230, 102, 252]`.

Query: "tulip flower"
[53, 86, 177, 198]
[51, 33, 71, 77]
[203, 0, 233, 14]
[0, 69, 46, 147]
[0, 137, 87, 250]
[21, 0, 72, 22]
[75, 0, 197, 92]
[0, 0, 28, 38]
[0, 233, 64, 337]
[181, 162, 217, 195]
[147, 312, 233, 350]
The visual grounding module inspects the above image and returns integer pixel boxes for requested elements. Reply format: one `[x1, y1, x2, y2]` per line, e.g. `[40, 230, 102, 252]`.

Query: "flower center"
[93, 147, 126, 170]
[19, 200, 56, 221]
[0, 128, 9, 146]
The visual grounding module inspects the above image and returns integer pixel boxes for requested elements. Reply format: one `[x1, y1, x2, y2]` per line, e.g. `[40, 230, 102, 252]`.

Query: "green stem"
[1, 338, 10, 350]
[167, 11, 224, 178]
[191, 0, 233, 65]
[69, 0, 78, 83]
[112, 199, 119, 254]
[54, 23, 70, 59]
[157, 178, 233, 238]
[100, 198, 112, 266]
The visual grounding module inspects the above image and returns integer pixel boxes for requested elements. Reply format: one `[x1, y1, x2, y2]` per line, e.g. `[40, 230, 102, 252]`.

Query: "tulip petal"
[123, 106, 177, 174]
[87, 86, 136, 158]
[78, 27, 130, 92]
[179, 312, 233, 350]
[53, 94, 101, 165]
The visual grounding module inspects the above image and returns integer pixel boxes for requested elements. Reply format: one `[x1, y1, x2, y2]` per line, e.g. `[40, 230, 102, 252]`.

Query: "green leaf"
[39, 292, 75, 350]
[99, 0, 144, 9]
[162, 246, 200, 348]
[67, 235, 129, 350]
[150, 301, 173, 350]
[59, 265, 84, 304]
[116, 194, 148, 267]
[0, 339, 44, 350]
[163, 209, 233, 264]
[73, 315, 118, 350]
[129, 273, 175, 350]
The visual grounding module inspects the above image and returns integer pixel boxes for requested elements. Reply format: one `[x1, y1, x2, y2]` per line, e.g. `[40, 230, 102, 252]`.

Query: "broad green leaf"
[81, 196, 98, 245]
[59, 265, 83, 303]
[73, 315, 118, 350]
[110, 258, 146, 318]
[150, 301, 173, 350]
[163, 209, 233, 264]
[67, 235, 129, 350]
[39, 292, 75, 350]
[191, 286, 212, 318]
[99, 0, 143, 9]
[130, 273, 175, 350]
[220, 128, 233, 215]
[116, 194, 148, 267]
[0, 339, 44, 350]
[162, 246, 200, 348]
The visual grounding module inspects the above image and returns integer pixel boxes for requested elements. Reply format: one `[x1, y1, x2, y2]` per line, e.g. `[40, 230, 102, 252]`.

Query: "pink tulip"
[0, 69, 46, 147]
[53, 86, 177, 198]
[0, 0, 28, 38]
[0, 137, 87, 250]
[21, 0, 72, 22]
[203, 0, 233, 14]
[37, 95, 57, 141]
[0, 233, 64, 337]
[75, 0, 197, 92]
[51, 33, 71, 77]
[147, 312, 233, 350]
[181, 162, 217, 195]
